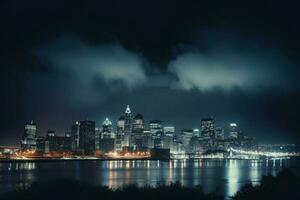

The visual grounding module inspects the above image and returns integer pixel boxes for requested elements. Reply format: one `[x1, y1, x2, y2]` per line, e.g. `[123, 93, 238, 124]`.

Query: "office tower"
[102, 117, 114, 138]
[162, 126, 175, 151]
[201, 118, 215, 139]
[116, 116, 125, 151]
[99, 118, 115, 152]
[21, 120, 37, 151]
[181, 129, 194, 151]
[64, 132, 72, 151]
[215, 127, 225, 140]
[163, 126, 175, 134]
[65, 131, 71, 137]
[71, 121, 80, 151]
[36, 136, 45, 153]
[149, 120, 163, 148]
[189, 136, 200, 153]
[95, 127, 101, 151]
[124, 105, 132, 147]
[44, 130, 71, 152]
[79, 120, 96, 155]
[150, 120, 163, 131]
[133, 114, 145, 150]
[44, 131, 54, 153]
[229, 123, 238, 139]
[133, 114, 144, 130]
[193, 129, 200, 137]
[142, 129, 152, 149]
[44, 130, 61, 153]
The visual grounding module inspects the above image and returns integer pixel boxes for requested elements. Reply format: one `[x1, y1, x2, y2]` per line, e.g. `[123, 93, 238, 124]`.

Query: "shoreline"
[0, 157, 291, 163]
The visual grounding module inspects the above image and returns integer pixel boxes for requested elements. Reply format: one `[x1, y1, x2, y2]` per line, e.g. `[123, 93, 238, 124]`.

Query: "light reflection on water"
[0, 158, 298, 197]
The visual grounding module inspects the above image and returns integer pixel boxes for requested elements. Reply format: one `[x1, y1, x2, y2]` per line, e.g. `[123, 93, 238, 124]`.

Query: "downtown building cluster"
[20, 105, 254, 156]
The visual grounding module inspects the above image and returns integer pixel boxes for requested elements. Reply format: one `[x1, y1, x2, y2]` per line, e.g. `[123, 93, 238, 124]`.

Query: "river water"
[0, 158, 299, 197]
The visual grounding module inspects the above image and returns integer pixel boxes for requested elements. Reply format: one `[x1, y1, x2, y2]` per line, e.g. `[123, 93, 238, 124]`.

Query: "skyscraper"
[192, 129, 200, 137]
[124, 105, 132, 147]
[132, 114, 144, 130]
[21, 120, 37, 151]
[229, 123, 238, 139]
[133, 114, 145, 150]
[36, 135, 45, 153]
[162, 126, 175, 150]
[102, 117, 114, 138]
[95, 127, 101, 151]
[71, 121, 80, 151]
[150, 120, 163, 148]
[99, 118, 115, 152]
[215, 127, 225, 140]
[79, 120, 96, 155]
[116, 116, 125, 151]
[181, 129, 194, 151]
[201, 118, 215, 139]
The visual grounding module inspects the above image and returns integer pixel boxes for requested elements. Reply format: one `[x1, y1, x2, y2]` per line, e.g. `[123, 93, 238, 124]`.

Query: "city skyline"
[1, 103, 297, 146]
[22, 105, 246, 141]
[1, 0, 300, 146]
[18, 104, 258, 160]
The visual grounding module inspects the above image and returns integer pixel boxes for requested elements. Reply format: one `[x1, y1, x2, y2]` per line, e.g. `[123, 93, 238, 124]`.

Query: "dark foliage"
[0, 180, 221, 200]
[232, 168, 300, 200]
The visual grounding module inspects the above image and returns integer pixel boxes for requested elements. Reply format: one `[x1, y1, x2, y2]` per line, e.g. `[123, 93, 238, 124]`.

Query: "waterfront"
[1, 158, 299, 197]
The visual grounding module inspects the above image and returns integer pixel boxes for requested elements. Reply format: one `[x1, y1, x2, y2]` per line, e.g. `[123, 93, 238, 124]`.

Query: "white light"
[125, 105, 131, 114]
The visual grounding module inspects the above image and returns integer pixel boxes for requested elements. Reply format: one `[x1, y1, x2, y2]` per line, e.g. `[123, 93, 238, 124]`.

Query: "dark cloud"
[35, 35, 147, 89]
[168, 42, 299, 92]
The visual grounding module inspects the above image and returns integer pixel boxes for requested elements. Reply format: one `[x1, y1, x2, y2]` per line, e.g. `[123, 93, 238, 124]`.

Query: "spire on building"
[103, 117, 112, 126]
[125, 105, 131, 114]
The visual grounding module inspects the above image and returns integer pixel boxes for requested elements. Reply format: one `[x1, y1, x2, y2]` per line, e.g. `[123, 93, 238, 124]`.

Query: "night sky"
[1, 0, 300, 145]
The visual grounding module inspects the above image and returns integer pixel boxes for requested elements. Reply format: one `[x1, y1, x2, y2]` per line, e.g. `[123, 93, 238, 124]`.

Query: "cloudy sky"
[1, 0, 300, 145]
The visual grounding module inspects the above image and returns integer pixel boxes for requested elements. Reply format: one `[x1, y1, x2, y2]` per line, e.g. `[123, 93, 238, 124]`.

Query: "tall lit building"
[99, 117, 115, 152]
[201, 118, 215, 139]
[133, 114, 145, 150]
[79, 120, 96, 155]
[193, 129, 200, 137]
[215, 127, 225, 140]
[229, 123, 238, 139]
[181, 129, 194, 150]
[132, 114, 144, 130]
[142, 129, 152, 149]
[95, 127, 101, 151]
[162, 126, 175, 150]
[64, 132, 72, 151]
[116, 116, 125, 151]
[102, 117, 114, 138]
[150, 120, 163, 148]
[36, 136, 45, 152]
[71, 121, 80, 151]
[124, 105, 132, 147]
[150, 120, 163, 134]
[21, 120, 37, 151]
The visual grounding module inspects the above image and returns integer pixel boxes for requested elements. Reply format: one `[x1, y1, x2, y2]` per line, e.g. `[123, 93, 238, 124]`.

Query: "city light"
[0, 105, 299, 161]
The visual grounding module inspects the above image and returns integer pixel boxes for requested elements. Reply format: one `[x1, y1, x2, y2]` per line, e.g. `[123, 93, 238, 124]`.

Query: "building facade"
[21, 120, 37, 151]
[79, 120, 96, 155]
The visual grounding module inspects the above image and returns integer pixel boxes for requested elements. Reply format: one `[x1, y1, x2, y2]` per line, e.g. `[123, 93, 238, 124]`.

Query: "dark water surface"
[1, 158, 300, 197]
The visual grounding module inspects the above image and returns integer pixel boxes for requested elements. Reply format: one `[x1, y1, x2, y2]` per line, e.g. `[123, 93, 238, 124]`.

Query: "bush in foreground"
[232, 169, 300, 200]
[0, 181, 221, 200]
